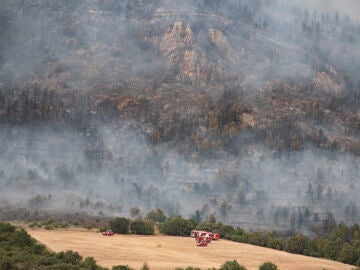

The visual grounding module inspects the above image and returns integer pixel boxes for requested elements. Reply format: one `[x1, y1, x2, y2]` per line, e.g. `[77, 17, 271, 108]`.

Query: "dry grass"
[27, 229, 353, 270]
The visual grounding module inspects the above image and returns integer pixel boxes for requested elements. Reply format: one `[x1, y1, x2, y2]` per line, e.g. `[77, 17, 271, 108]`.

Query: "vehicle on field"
[191, 230, 220, 240]
[212, 233, 220, 240]
[196, 240, 208, 247]
[102, 230, 115, 236]
[191, 229, 220, 247]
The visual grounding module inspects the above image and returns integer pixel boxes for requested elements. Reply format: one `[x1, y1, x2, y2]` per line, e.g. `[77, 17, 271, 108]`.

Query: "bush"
[259, 262, 279, 270]
[196, 222, 217, 232]
[0, 258, 14, 269]
[249, 232, 270, 247]
[38, 256, 57, 266]
[100, 226, 110, 232]
[29, 222, 38, 228]
[33, 244, 46, 255]
[61, 222, 69, 228]
[338, 243, 357, 265]
[11, 229, 34, 247]
[174, 267, 202, 270]
[146, 209, 166, 223]
[81, 257, 101, 270]
[63, 250, 82, 265]
[84, 224, 93, 230]
[45, 225, 54, 230]
[112, 265, 134, 270]
[160, 217, 194, 236]
[0, 223, 105, 270]
[110, 217, 130, 234]
[286, 235, 308, 254]
[216, 223, 235, 237]
[130, 220, 154, 235]
[196, 222, 235, 238]
[267, 238, 284, 250]
[0, 223, 15, 233]
[219, 260, 247, 270]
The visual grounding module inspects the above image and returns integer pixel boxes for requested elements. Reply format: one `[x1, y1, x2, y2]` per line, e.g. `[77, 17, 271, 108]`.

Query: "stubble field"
[27, 229, 353, 270]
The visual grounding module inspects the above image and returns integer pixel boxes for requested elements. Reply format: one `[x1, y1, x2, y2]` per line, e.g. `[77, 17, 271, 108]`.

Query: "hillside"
[27, 228, 353, 270]
[0, 0, 359, 231]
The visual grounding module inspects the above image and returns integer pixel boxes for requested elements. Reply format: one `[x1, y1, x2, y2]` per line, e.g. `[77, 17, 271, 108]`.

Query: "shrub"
[219, 260, 247, 270]
[110, 217, 130, 234]
[81, 257, 101, 270]
[112, 265, 134, 270]
[338, 243, 356, 265]
[286, 235, 308, 254]
[38, 256, 57, 266]
[215, 223, 235, 237]
[196, 222, 235, 238]
[63, 250, 82, 265]
[84, 224, 93, 230]
[100, 226, 110, 232]
[175, 266, 201, 270]
[259, 262, 279, 270]
[33, 244, 46, 255]
[61, 222, 69, 228]
[0, 258, 14, 269]
[160, 217, 194, 236]
[267, 238, 284, 250]
[249, 232, 270, 247]
[0, 223, 15, 233]
[11, 229, 34, 247]
[45, 225, 54, 230]
[196, 222, 216, 232]
[29, 222, 38, 228]
[130, 220, 154, 235]
[146, 209, 166, 223]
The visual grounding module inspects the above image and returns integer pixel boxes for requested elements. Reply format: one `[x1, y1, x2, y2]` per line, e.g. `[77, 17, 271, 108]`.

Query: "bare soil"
[27, 229, 353, 270]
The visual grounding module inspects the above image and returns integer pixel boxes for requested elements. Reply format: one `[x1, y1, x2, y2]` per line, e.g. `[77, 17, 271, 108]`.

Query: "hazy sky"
[286, 0, 360, 20]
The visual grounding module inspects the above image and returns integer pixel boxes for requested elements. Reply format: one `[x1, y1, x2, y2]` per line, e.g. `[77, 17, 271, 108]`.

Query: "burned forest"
[0, 0, 360, 234]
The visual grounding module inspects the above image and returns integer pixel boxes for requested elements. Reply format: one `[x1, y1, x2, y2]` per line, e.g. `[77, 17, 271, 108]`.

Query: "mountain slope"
[0, 0, 359, 230]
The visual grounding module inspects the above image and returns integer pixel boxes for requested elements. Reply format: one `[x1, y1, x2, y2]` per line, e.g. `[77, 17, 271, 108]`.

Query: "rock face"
[159, 21, 229, 86]
[160, 21, 193, 57]
[313, 72, 343, 96]
[209, 28, 238, 65]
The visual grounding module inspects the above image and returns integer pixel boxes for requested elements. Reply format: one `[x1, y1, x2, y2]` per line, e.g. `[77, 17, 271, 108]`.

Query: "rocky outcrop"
[160, 21, 193, 57]
[209, 28, 238, 65]
[159, 22, 236, 86]
[313, 72, 343, 96]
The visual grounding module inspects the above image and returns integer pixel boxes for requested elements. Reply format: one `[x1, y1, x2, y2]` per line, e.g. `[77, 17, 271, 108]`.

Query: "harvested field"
[28, 229, 353, 270]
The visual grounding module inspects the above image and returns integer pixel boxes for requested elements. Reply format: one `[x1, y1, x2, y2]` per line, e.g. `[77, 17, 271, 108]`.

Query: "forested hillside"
[0, 0, 359, 232]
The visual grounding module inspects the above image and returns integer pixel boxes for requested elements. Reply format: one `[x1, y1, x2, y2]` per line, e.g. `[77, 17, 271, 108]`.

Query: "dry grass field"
[27, 229, 354, 270]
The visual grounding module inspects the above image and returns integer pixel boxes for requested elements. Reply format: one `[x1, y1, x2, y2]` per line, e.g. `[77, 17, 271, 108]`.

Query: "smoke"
[0, 0, 360, 232]
[0, 123, 359, 231]
[1, 0, 360, 90]
[284, 0, 360, 21]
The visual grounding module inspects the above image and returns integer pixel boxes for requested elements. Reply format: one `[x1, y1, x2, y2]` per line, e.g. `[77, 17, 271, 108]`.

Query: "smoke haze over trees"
[0, 0, 359, 233]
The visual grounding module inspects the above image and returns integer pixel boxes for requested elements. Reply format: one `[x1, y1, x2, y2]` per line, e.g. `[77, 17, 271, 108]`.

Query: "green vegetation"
[145, 209, 166, 223]
[130, 219, 154, 235]
[217, 222, 360, 266]
[160, 216, 195, 236]
[107, 209, 360, 267]
[219, 260, 247, 270]
[109, 217, 130, 234]
[259, 262, 279, 270]
[112, 265, 134, 270]
[0, 222, 106, 270]
[2, 222, 346, 270]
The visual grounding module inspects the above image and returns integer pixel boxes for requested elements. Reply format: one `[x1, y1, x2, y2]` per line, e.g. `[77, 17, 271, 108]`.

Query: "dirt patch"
[27, 229, 353, 270]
